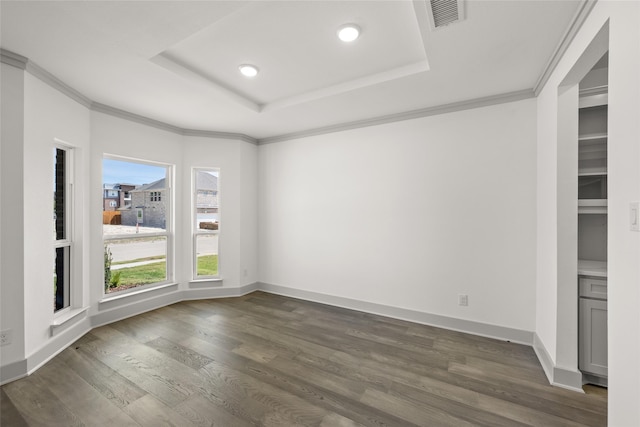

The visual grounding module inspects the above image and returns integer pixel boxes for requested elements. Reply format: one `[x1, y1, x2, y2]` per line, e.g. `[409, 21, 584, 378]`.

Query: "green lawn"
[117, 261, 167, 286]
[197, 254, 218, 276]
[107, 254, 219, 293]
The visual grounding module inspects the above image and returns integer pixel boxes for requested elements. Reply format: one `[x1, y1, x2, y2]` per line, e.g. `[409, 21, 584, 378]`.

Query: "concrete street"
[104, 225, 218, 265]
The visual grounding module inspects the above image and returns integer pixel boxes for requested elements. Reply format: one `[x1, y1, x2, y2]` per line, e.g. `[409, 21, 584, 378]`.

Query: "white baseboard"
[0, 283, 260, 385]
[182, 282, 259, 301]
[92, 289, 183, 329]
[533, 332, 555, 383]
[0, 359, 28, 385]
[552, 367, 584, 392]
[533, 332, 584, 392]
[258, 282, 534, 345]
[0, 317, 92, 385]
[5, 281, 590, 394]
[27, 318, 92, 378]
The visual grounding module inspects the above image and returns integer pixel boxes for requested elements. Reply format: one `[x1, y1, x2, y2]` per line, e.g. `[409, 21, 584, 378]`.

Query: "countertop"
[578, 259, 607, 278]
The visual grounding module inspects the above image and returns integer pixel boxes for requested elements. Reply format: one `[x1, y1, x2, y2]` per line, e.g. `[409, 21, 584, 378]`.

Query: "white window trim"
[193, 167, 220, 280]
[102, 155, 174, 297]
[53, 141, 77, 319]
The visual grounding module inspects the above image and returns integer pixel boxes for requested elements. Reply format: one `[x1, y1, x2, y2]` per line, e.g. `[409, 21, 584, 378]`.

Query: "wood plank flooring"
[1, 291, 607, 426]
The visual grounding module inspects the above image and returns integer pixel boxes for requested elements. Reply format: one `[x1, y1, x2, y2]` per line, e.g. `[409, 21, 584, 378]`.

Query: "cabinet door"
[579, 298, 608, 377]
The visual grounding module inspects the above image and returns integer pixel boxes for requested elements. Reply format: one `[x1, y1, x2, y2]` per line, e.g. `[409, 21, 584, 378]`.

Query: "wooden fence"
[103, 211, 121, 225]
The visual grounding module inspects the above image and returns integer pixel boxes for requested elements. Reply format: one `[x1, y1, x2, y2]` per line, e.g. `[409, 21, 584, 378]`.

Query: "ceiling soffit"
[151, 1, 432, 113]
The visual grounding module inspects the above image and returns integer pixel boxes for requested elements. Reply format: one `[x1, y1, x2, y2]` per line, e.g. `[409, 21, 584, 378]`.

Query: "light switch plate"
[631, 202, 640, 231]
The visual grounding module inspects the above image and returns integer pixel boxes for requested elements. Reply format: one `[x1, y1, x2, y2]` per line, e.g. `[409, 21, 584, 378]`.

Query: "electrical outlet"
[631, 202, 640, 231]
[458, 294, 468, 307]
[0, 329, 12, 346]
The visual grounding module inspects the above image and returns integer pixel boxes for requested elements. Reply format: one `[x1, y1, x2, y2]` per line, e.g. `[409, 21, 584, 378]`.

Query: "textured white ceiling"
[0, 0, 583, 139]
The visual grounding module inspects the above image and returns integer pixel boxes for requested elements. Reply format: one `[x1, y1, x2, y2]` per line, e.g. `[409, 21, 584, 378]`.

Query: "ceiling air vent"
[427, 0, 465, 29]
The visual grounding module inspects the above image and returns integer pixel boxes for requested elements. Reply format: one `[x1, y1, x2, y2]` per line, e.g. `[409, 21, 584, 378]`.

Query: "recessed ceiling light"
[337, 24, 360, 43]
[239, 64, 259, 78]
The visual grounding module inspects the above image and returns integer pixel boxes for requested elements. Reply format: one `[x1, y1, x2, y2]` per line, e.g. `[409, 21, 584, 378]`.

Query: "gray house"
[120, 173, 217, 229]
[195, 171, 218, 215]
[121, 178, 167, 229]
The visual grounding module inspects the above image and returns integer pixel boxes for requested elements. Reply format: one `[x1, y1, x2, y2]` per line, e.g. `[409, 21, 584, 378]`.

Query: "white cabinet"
[579, 284, 608, 378]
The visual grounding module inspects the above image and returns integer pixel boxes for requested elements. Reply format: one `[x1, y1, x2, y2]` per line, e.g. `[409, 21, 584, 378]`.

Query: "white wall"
[258, 99, 537, 332]
[607, 2, 640, 424]
[535, 81, 559, 361]
[22, 73, 92, 357]
[181, 135, 258, 288]
[0, 63, 26, 367]
[536, 2, 640, 424]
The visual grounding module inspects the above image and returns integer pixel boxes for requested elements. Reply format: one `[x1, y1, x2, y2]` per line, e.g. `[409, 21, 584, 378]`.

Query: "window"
[109, 200, 117, 208]
[54, 147, 72, 312]
[193, 168, 219, 279]
[103, 157, 172, 294]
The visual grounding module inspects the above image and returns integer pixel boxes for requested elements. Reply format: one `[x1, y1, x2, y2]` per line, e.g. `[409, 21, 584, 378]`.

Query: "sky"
[103, 158, 166, 186]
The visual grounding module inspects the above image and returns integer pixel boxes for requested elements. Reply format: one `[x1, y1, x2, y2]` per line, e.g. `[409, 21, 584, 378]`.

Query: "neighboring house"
[119, 173, 217, 229]
[195, 171, 218, 215]
[102, 184, 119, 211]
[121, 178, 167, 229]
[102, 183, 136, 211]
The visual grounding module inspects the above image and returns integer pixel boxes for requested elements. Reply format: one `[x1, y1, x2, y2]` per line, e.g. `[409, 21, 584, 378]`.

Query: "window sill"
[99, 282, 178, 304]
[51, 306, 89, 335]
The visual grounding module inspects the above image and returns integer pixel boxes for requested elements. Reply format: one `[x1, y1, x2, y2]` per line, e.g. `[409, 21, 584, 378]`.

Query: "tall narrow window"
[193, 169, 219, 279]
[54, 147, 71, 312]
[103, 157, 172, 294]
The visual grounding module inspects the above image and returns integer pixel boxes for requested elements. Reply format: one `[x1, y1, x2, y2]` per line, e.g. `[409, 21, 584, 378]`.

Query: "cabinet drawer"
[579, 277, 607, 300]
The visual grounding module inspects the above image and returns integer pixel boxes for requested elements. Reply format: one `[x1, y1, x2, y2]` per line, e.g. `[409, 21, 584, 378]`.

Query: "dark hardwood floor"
[1, 291, 607, 426]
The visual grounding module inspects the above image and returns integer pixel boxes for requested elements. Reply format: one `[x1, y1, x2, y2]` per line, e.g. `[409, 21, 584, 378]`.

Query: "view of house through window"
[54, 147, 71, 312]
[103, 157, 171, 293]
[194, 169, 219, 278]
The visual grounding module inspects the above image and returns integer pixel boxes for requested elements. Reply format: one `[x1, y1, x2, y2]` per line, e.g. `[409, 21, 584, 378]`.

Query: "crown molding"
[182, 128, 257, 145]
[91, 102, 185, 134]
[257, 89, 535, 145]
[0, 48, 256, 144]
[1, 48, 92, 108]
[533, 0, 598, 96]
[0, 49, 28, 69]
[92, 103, 257, 144]
[26, 61, 93, 108]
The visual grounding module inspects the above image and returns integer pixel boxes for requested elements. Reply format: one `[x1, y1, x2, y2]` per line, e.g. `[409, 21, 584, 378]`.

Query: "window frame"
[102, 155, 174, 296]
[193, 167, 220, 280]
[53, 144, 73, 314]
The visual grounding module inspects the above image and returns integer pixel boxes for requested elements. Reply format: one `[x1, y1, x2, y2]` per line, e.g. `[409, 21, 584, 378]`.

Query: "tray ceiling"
[0, 1, 584, 139]
[153, 1, 429, 112]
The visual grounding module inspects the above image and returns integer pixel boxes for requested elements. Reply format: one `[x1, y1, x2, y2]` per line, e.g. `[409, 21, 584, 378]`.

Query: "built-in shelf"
[579, 133, 607, 176]
[578, 199, 607, 207]
[578, 133, 607, 142]
[579, 91, 608, 109]
[578, 62, 608, 386]
[578, 171, 607, 177]
[578, 199, 607, 214]
[578, 259, 607, 278]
